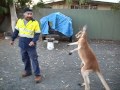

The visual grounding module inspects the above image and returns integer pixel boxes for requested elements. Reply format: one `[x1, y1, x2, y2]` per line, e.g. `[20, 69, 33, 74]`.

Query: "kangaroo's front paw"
[78, 83, 85, 87]
[81, 83, 85, 87]
[69, 52, 72, 55]
[67, 44, 70, 46]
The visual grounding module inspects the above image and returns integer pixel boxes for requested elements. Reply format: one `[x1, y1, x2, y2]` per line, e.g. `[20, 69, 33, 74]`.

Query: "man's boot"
[22, 71, 32, 77]
[35, 75, 42, 83]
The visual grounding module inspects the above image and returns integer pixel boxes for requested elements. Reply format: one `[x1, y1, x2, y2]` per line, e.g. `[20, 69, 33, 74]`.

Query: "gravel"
[0, 39, 120, 90]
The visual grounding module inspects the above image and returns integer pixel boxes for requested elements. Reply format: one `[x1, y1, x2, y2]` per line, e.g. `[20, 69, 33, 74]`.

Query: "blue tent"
[40, 12, 73, 37]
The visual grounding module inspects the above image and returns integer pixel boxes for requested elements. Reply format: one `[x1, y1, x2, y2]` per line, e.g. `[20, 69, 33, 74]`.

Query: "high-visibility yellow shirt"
[15, 19, 41, 38]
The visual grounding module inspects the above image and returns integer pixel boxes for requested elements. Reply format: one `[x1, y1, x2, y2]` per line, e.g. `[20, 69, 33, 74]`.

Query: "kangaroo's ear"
[83, 25, 87, 32]
[75, 30, 82, 39]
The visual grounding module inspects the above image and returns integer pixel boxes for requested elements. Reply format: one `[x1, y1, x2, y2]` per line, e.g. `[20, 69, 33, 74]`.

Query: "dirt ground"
[0, 39, 120, 90]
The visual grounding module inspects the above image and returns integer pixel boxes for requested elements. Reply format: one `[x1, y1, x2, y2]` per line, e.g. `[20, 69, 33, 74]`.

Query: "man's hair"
[23, 8, 32, 13]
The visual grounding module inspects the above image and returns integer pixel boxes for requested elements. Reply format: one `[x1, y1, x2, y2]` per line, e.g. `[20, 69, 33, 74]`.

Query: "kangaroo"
[67, 25, 110, 90]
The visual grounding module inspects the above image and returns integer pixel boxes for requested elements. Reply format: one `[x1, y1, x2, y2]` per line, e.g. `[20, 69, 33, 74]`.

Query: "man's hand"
[29, 41, 35, 46]
[10, 41, 14, 45]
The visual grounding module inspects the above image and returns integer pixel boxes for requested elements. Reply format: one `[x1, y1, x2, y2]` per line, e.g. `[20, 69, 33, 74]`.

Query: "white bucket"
[5, 36, 10, 39]
[47, 42, 54, 50]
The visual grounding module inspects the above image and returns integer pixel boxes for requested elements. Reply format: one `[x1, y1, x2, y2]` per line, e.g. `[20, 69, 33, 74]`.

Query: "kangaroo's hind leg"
[81, 67, 90, 90]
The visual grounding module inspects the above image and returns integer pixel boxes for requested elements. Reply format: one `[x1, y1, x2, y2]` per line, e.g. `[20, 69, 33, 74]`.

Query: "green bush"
[0, 6, 8, 15]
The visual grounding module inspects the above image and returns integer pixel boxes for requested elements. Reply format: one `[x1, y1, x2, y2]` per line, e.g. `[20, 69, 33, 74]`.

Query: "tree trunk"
[9, 3, 18, 32]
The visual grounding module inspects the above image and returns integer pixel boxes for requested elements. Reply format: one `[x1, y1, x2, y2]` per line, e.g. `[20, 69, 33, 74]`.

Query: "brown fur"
[68, 25, 110, 90]
[78, 32, 100, 72]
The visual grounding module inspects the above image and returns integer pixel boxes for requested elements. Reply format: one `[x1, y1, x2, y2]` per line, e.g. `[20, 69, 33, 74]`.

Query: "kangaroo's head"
[75, 25, 87, 39]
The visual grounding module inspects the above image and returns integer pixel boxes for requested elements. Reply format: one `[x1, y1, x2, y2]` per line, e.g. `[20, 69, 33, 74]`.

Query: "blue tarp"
[40, 12, 73, 37]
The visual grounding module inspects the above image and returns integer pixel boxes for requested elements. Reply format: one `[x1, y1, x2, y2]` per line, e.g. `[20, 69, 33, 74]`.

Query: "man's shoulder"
[32, 19, 39, 24]
[15, 18, 23, 25]
[17, 18, 23, 22]
[32, 19, 38, 22]
[18, 18, 23, 20]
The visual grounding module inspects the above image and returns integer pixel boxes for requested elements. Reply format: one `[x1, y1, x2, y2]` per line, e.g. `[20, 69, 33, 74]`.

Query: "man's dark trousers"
[20, 47, 40, 76]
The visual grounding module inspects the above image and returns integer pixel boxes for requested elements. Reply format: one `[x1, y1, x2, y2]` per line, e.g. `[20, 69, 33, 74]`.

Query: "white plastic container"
[47, 42, 54, 50]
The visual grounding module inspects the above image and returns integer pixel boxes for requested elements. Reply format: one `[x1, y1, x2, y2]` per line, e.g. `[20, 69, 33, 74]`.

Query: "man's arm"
[11, 29, 19, 41]
[10, 19, 19, 45]
[29, 21, 41, 46]
[10, 29, 19, 45]
[32, 21, 41, 43]
[32, 33, 40, 43]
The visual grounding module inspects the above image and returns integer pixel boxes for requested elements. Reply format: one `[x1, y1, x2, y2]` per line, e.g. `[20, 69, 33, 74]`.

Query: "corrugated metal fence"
[33, 8, 120, 40]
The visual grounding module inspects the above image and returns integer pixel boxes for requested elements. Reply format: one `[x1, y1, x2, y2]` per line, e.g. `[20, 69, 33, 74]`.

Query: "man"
[10, 8, 41, 83]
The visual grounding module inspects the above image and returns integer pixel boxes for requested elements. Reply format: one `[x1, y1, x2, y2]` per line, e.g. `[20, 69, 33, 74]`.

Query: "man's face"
[24, 11, 33, 21]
